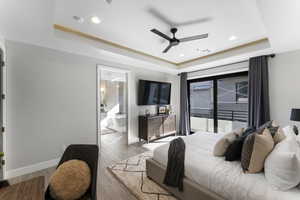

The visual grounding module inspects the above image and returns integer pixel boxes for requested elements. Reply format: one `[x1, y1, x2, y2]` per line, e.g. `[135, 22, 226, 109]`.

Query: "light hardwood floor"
[8, 131, 174, 200]
[8, 132, 147, 200]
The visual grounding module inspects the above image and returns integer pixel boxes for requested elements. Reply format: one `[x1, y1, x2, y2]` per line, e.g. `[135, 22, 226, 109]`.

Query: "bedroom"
[0, 0, 300, 200]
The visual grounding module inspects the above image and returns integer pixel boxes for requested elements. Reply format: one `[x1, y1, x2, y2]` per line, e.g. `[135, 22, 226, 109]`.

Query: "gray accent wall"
[5, 40, 179, 172]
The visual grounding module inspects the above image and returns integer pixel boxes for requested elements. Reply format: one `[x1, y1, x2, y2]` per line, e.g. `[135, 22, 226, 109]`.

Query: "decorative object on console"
[290, 108, 300, 135]
[145, 109, 150, 116]
[158, 106, 166, 114]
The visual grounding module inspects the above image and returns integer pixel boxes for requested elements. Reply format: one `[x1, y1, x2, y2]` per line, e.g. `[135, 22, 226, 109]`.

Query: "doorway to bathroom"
[97, 66, 129, 148]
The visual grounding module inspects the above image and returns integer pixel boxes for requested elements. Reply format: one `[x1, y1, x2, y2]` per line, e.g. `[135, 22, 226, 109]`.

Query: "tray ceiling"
[54, 0, 267, 64]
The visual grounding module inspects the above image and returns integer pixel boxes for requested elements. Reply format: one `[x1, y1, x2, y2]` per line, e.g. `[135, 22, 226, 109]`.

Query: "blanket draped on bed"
[163, 137, 185, 191]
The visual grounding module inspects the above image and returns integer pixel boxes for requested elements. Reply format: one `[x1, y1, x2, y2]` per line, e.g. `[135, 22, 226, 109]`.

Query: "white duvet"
[152, 132, 300, 200]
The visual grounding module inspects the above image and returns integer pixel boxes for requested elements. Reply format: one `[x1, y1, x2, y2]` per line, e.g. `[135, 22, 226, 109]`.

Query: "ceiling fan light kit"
[151, 27, 208, 53]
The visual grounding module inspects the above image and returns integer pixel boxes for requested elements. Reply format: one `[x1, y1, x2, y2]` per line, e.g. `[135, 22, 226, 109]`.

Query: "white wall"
[269, 49, 300, 127]
[5, 40, 179, 176]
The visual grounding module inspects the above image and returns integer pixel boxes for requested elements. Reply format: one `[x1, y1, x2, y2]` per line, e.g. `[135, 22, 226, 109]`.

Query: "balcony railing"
[190, 108, 248, 122]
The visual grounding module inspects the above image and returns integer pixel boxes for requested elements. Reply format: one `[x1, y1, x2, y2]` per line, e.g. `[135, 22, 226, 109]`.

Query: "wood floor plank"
[8, 132, 148, 200]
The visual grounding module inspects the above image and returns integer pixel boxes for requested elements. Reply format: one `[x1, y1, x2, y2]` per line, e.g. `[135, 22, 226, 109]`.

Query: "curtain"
[179, 72, 190, 135]
[248, 56, 270, 128]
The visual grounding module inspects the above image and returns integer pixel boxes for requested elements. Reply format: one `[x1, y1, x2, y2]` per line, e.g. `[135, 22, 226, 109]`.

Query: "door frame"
[96, 65, 131, 146]
[187, 71, 248, 133]
[0, 42, 6, 179]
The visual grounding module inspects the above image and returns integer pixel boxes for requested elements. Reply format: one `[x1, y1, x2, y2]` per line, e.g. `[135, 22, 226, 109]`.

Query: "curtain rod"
[178, 54, 275, 76]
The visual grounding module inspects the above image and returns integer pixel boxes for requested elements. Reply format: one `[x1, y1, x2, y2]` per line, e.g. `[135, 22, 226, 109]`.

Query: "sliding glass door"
[188, 72, 248, 133]
[189, 80, 214, 132]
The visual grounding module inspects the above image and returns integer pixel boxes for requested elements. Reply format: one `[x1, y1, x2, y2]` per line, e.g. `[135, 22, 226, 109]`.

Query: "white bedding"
[153, 132, 300, 200]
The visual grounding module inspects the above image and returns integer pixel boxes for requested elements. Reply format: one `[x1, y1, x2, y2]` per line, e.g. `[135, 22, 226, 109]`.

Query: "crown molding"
[53, 24, 177, 66]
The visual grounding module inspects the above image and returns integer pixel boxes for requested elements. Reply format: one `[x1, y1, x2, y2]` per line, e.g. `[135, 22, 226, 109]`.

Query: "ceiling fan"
[151, 28, 208, 53]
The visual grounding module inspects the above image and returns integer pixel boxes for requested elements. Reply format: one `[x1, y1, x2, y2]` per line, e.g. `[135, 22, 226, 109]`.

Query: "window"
[188, 72, 248, 133]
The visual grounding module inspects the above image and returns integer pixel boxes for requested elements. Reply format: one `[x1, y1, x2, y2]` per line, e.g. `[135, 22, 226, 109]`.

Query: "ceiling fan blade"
[163, 44, 173, 53]
[151, 29, 171, 41]
[179, 33, 208, 42]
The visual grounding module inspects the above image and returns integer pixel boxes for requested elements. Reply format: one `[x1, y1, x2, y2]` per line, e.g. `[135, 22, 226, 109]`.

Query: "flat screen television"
[138, 80, 171, 105]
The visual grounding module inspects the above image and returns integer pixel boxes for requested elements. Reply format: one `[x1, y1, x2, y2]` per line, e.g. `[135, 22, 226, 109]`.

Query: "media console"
[138, 114, 176, 143]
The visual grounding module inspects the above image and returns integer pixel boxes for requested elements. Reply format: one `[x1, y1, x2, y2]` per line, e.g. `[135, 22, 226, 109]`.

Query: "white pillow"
[283, 126, 297, 139]
[264, 137, 300, 191]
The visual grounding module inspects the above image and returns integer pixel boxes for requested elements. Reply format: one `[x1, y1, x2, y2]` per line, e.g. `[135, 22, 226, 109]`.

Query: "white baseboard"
[5, 158, 60, 179]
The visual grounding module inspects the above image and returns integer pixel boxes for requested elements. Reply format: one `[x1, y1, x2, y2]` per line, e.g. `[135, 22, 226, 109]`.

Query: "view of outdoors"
[190, 75, 248, 133]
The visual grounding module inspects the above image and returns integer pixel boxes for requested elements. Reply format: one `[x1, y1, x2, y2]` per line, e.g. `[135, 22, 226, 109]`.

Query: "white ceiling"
[0, 0, 299, 74]
[54, 0, 267, 63]
[256, 0, 300, 53]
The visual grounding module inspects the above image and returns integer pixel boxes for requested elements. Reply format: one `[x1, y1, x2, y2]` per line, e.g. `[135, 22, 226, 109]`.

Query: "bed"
[146, 132, 300, 200]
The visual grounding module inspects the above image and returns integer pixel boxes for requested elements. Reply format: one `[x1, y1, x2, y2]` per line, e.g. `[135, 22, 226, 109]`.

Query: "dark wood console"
[138, 114, 176, 143]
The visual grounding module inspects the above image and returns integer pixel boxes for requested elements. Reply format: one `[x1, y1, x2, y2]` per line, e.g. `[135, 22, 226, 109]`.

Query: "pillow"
[283, 126, 297, 139]
[224, 127, 256, 161]
[241, 129, 274, 173]
[49, 159, 91, 200]
[257, 121, 273, 133]
[273, 127, 286, 144]
[266, 121, 286, 144]
[264, 137, 300, 191]
[213, 128, 244, 157]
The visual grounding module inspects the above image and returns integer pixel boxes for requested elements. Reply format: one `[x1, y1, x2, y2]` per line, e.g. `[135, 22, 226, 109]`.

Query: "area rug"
[107, 151, 177, 200]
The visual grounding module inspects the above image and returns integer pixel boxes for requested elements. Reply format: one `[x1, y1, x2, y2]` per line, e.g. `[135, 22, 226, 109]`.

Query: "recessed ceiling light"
[73, 16, 84, 23]
[229, 35, 237, 41]
[180, 54, 185, 57]
[91, 16, 101, 24]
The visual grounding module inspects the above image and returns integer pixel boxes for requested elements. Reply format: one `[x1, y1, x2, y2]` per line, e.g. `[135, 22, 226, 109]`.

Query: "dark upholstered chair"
[45, 144, 99, 200]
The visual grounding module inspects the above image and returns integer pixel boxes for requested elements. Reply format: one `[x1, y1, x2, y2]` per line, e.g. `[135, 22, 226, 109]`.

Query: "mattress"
[153, 132, 300, 200]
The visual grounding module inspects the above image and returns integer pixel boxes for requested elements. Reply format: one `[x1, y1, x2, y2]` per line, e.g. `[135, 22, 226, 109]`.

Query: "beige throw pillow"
[241, 129, 274, 173]
[213, 128, 243, 156]
[49, 159, 91, 200]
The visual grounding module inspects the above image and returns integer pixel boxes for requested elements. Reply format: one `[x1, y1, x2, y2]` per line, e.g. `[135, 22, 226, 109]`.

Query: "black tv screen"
[138, 80, 171, 105]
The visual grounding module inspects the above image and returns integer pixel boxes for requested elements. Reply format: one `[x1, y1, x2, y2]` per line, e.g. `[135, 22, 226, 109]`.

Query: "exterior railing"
[190, 108, 248, 122]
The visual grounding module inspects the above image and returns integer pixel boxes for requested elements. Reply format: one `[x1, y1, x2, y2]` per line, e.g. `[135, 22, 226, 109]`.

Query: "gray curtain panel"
[248, 56, 270, 128]
[179, 72, 191, 135]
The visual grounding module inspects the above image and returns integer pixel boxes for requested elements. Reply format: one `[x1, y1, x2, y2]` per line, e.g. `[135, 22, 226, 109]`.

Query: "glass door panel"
[217, 76, 248, 133]
[189, 81, 214, 132]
